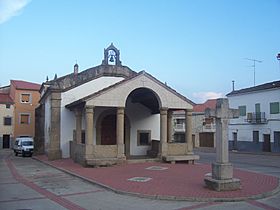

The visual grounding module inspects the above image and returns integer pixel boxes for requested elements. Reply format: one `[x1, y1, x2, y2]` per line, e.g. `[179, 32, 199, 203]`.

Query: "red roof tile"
[0, 93, 13, 104]
[193, 99, 217, 112]
[11, 80, 41, 91]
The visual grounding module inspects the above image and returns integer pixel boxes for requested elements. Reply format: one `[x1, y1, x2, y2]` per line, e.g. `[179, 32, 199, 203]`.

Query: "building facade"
[36, 44, 197, 166]
[0, 92, 14, 148]
[10, 80, 41, 139]
[172, 99, 217, 148]
[227, 80, 280, 152]
[0, 80, 40, 148]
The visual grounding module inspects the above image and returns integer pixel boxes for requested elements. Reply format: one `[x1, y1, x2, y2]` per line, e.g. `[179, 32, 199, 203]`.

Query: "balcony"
[174, 123, 185, 132]
[202, 123, 216, 132]
[246, 112, 267, 124]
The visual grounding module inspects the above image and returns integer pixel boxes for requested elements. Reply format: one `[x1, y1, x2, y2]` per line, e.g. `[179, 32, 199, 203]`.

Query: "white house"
[36, 44, 197, 166]
[227, 80, 280, 153]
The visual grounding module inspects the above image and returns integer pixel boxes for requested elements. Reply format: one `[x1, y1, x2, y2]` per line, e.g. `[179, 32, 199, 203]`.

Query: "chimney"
[232, 80, 235, 91]
[74, 63, 79, 75]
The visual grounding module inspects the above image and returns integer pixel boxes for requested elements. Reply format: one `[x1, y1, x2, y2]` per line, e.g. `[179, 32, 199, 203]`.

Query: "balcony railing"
[246, 112, 267, 124]
[174, 123, 185, 132]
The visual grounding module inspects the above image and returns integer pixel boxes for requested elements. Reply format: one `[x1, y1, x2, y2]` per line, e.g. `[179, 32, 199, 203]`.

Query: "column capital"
[74, 108, 82, 116]
[117, 107, 125, 114]
[160, 108, 168, 115]
[185, 109, 193, 116]
[85, 105, 94, 113]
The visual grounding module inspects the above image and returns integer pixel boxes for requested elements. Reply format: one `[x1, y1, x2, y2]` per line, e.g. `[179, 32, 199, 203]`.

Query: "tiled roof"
[11, 80, 41, 91]
[193, 99, 217, 112]
[65, 71, 195, 109]
[0, 93, 13, 104]
[226, 80, 280, 96]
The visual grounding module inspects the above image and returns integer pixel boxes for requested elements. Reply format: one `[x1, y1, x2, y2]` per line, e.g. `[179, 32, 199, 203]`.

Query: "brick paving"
[34, 155, 279, 201]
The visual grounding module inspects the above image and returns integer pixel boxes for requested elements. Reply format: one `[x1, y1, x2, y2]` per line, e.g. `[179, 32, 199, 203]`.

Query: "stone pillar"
[117, 107, 125, 158]
[204, 98, 240, 191]
[185, 109, 193, 154]
[48, 92, 62, 160]
[85, 106, 94, 159]
[167, 110, 173, 143]
[75, 109, 82, 144]
[160, 108, 168, 157]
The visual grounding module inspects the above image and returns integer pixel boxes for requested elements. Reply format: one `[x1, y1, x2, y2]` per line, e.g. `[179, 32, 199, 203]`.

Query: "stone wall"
[93, 145, 117, 158]
[70, 141, 86, 165]
[167, 143, 188, 155]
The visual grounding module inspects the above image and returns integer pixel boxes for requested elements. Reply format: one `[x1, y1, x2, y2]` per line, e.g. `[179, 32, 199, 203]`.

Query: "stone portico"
[36, 44, 198, 167]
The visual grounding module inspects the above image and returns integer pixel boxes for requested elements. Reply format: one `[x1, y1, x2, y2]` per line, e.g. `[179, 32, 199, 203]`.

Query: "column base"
[117, 144, 125, 158]
[204, 162, 241, 191]
[159, 142, 168, 158]
[204, 175, 241, 191]
[47, 149, 62, 160]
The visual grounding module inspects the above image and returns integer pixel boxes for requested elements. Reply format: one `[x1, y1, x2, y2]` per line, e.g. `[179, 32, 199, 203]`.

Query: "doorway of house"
[233, 132, 238, 150]
[3, 135, 10, 148]
[101, 114, 116, 145]
[263, 134, 271, 152]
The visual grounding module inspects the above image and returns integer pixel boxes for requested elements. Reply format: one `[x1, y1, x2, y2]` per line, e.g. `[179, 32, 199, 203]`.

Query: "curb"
[32, 156, 280, 202]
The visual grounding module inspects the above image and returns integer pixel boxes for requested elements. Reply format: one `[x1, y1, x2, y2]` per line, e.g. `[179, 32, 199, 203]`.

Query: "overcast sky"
[0, 0, 279, 103]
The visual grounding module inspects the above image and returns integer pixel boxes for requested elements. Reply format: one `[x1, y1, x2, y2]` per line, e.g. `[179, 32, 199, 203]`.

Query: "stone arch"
[125, 87, 162, 114]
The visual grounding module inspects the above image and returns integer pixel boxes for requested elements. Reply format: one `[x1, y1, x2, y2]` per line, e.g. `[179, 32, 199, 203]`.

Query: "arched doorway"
[125, 88, 161, 157]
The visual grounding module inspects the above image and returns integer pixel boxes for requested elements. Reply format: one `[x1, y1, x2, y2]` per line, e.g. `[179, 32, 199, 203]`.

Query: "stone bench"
[162, 155, 200, 164]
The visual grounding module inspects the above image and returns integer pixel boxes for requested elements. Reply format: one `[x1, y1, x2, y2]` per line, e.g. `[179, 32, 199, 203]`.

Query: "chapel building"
[35, 44, 197, 166]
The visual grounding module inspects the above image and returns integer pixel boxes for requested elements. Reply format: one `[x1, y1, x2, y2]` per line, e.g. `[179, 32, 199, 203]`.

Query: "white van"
[14, 137, 34, 157]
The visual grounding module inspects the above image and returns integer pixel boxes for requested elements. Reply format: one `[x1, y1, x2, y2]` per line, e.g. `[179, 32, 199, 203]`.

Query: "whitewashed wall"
[228, 88, 280, 143]
[60, 76, 123, 157]
[125, 99, 160, 156]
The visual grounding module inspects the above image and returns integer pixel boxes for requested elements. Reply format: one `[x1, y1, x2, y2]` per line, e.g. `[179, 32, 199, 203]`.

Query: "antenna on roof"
[244, 58, 262, 86]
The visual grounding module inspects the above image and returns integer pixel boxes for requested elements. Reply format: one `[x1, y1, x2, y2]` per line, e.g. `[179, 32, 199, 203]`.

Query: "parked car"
[14, 137, 34, 157]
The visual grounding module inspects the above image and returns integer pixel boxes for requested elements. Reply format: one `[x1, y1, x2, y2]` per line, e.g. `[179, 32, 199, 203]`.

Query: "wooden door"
[3, 135, 10, 148]
[199, 132, 214, 147]
[101, 115, 116, 145]
[263, 134, 271, 152]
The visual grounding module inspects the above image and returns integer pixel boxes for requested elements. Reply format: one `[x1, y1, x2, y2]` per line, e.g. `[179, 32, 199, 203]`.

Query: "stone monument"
[204, 98, 241, 191]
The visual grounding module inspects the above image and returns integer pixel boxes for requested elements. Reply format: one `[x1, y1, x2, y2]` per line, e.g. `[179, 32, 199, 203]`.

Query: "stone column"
[48, 92, 62, 160]
[167, 110, 173, 143]
[117, 107, 125, 158]
[85, 106, 94, 159]
[75, 109, 82, 144]
[160, 108, 168, 157]
[204, 98, 240, 191]
[185, 109, 193, 154]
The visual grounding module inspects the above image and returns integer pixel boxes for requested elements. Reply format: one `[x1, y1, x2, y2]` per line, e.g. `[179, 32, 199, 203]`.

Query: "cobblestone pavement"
[1, 149, 280, 210]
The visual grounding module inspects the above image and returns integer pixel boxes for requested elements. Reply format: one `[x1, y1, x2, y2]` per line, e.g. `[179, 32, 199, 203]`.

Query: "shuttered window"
[21, 94, 31, 103]
[270, 102, 279, 114]
[20, 114, 30, 124]
[238, 106, 246, 116]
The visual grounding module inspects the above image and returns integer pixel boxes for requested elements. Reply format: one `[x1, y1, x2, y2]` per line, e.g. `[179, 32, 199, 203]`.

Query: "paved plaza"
[1, 149, 280, 210]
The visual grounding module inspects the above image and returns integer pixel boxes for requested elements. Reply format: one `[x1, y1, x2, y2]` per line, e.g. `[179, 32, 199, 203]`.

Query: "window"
[137, 130, 151, 146]
[20, 93, 31, 103]
[6, 104, 11, 109]
[255, 103, 260, 113]
[238, 105, 246, 116]
[4, 117, 12, 125]
[20, 114, 30, 124]
[270, 102, 279, 114]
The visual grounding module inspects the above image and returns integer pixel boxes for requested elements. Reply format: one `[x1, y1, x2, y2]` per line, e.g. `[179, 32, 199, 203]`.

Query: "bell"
[109, 55, 115, 62]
